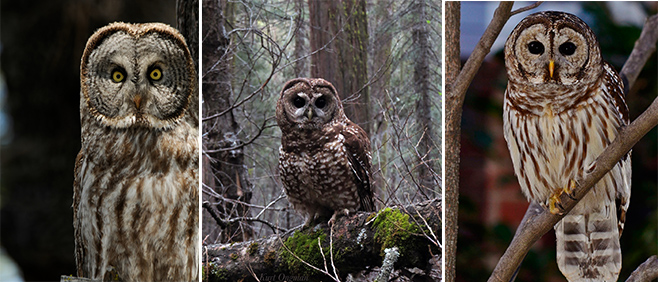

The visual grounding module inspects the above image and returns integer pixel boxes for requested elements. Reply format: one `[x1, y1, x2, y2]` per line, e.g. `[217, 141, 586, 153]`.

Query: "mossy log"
[203, 199, 441, 281]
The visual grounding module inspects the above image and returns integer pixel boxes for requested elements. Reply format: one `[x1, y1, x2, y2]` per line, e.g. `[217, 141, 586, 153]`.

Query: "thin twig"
[277, 236, 341, 282]
[510, 2, 543, 16]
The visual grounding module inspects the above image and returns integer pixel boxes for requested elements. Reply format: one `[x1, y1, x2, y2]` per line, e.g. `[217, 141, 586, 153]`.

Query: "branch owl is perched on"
[503, 12, 630, 281]
[276, 78, 375, 226]
[74, 23, 198, 281]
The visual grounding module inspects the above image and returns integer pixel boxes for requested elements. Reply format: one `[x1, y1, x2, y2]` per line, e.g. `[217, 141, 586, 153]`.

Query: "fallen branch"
[203, 199, 440, 281]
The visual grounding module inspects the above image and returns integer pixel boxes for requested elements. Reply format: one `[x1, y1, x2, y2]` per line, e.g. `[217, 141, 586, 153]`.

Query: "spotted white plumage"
[503, 12, 630, 281]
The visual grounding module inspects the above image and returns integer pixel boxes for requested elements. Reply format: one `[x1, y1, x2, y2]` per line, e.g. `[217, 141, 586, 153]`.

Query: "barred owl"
[503, 12, 630, 281]
[276, 78, 375, 226]
[73, 22, 199, 281]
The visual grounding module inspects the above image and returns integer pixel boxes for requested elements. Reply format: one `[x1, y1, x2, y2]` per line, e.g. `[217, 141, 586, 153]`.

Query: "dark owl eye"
[559, 42, 576, 56]
[315, 96, 326, 109]
[293, 96, 306, 108]
[527, 41, 544, 55]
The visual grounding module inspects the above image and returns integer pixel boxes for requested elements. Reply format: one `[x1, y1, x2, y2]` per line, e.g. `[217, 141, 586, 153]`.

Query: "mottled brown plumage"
[74, 22, 198, 281]
[503, 12, 630, 282]
[276, 78, 374, 226]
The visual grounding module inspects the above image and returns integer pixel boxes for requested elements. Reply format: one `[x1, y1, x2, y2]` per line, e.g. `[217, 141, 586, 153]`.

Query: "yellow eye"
[112, 70, 125, 82]
[149, 68, 162, 81]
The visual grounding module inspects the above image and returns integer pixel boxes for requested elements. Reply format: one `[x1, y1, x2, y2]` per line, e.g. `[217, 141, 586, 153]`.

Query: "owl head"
[276, 78, 345, 131]
[504, 11, 602, 88]
[80, 22, 195, 130]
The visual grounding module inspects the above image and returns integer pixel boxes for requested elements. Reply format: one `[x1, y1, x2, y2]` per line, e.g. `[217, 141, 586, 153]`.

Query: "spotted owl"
[276, 78, 375, 226]
[73, 22, 199, 281]
[503, 12, 631, 281]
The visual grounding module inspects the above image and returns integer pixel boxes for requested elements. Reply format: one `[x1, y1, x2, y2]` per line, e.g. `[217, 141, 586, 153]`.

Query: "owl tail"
[555, 204, 621, 282]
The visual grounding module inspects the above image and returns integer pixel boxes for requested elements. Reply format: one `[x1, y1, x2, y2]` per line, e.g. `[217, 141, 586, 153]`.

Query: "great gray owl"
[74, 22, 199, 281]
[503, 11, 630, 281]
[276, 78, 375, 226]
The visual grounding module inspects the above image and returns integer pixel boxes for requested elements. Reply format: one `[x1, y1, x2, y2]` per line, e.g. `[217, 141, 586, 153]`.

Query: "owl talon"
[548, 194, 565, 215]
[548, 180, 578, 215]
[328, 209, 350, 227]
[565, 179, 576, 200]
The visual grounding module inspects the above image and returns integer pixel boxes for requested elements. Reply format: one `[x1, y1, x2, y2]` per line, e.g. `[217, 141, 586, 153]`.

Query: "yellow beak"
[307, 108, 313, 119]
[549, 60, 555, 78]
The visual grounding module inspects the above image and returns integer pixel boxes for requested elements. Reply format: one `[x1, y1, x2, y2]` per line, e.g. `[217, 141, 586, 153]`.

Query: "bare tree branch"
[510, 1, 543, 16]
[488, 14, 658, 282]
[625, 256, 658, 282]
[621, 15, 658, 93]
[445, 2, 520, 281]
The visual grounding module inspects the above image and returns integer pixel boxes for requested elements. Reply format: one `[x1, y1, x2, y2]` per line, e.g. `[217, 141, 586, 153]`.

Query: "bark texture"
[202, 0, 253, 243]
[204, 199, 441, 282]
[309, 0, 371, 134]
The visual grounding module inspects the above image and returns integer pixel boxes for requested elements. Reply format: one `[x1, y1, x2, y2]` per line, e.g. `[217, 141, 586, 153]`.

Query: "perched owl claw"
[548, 180, 577, 215]
[329, 209, 350, 227]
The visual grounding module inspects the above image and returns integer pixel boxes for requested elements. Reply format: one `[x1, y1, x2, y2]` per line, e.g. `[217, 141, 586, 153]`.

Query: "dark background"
[1, 1, 177, 280]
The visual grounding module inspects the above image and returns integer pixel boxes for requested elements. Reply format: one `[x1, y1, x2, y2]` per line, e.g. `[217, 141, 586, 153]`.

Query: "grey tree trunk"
[413, 0, 440, 197]
[309, 0, 371, 134]
[202, 0, 253, 243]
[293, 0, 308, 78]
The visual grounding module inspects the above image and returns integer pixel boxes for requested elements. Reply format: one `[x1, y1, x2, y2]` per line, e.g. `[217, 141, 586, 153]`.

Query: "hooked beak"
[549, 60, 555, 78]
[307, 108, 313, 119]
[133, 94, 142, 110]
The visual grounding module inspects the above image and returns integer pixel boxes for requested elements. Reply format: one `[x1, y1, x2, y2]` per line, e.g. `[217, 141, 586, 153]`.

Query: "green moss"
[264, 250, 276, 267]
[373, 208, 421, 264]
[280, 230, 329, 274]
[203, 263, 228, 282]
[212, 267, 228, 282]
[229, 253, 238, 260]
[248, 242, 259, 256]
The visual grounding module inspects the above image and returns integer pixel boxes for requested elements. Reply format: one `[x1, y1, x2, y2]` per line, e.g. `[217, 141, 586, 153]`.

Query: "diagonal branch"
[488, 14, 658, 282]
[620, 15, 658, 93]
[625, 255, 658, 282]
[449, 1, 514, 111]
[510, 1, 543, 16]
[446, 2, 532, 281]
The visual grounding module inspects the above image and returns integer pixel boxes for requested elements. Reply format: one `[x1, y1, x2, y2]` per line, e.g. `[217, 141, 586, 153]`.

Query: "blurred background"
[0, 1, 179, 280]
[456, 2, 658, 281]
[201, 0, 442, 243]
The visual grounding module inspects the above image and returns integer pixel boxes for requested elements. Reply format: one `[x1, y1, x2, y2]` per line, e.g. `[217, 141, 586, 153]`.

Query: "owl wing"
[603, 62, 631, 235]
[342, 121, 375, 212]
[72, 151, 87, 277]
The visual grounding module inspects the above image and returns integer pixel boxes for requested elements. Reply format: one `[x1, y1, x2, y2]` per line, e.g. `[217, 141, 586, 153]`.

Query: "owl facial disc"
[80, 22, 195, 130]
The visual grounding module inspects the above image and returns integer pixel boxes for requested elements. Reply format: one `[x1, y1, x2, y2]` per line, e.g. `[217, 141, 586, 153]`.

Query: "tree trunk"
[308, 0, 371, 134]
[177, 0, 198, 70]
[444, 2, 461, 281]
[293, 0, 308, 77]
[369, 0, 392, 135]
[202, 0, 253, 244]
[413, 0, 441, 197]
